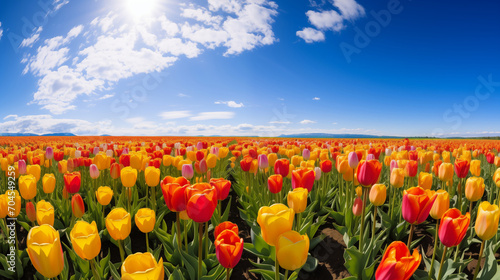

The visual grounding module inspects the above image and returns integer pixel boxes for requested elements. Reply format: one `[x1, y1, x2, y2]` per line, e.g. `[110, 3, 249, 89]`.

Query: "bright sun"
[126, 0, 157, 19]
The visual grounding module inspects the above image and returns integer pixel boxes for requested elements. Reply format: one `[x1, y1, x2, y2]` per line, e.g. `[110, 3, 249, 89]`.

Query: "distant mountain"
[278, 133, 402, 139]
[0, 133, 76, 136]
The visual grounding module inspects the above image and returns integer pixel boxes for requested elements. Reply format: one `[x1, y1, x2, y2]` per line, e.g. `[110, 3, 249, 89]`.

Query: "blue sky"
[0, 0, 499, 137]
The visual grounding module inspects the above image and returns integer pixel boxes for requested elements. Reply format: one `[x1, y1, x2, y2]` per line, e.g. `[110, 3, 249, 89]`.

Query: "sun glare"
[126, 0, 157, 19]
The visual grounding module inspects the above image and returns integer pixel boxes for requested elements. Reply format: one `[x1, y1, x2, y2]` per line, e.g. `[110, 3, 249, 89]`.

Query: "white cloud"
[98, 93, 114, 100]
[296, 28, 325, 43]
[178, 93, 190, 98]
[298, 0, 365, 42]
[215, 100, 244, 108]
[22, 1, 279, 114]
[190, 111, 235, 121]
[300, 119, 316, 124]
[312, 97, 320, 100]
[159, 111, 192, 119]
[20, 27, 43, 48]
[0, 22, 3, 40]
[3, 114, 18, 120]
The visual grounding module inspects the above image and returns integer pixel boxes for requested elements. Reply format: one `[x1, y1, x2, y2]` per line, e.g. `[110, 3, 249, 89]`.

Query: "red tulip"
[356, 160, 382, 187]
[210, 178, 231, 200]
[454, 159, 470, 178]
[486, 152, 495, 164]
[274, 158, 290, 177]
[438, 208, 470, 247]
[267, 174, 283, 194]
[185, 183, 217, 223]
[402, 187, 437, 225]
[26, 202, 36, 222]
[71, 194, 85, 218]
[291, 168, 315, 192]
[64, 172, 81, 194]
[405, 160, 418, 177]
[214, 221, 239, 240]
[240, 156, 253, 172]
[214, 229, 244, 269]
[161, 182, 188, 212]
[320, 160, 332, 173]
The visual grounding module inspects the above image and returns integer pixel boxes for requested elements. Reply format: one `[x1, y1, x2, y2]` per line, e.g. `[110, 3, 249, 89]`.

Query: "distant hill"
[278, 133, 403, 139]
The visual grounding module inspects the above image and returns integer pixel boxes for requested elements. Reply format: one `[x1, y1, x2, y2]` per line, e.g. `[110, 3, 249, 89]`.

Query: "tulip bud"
[390, 159, 398, 174]
[287, 187, 308, 213]
[348, 152, 359, 169]
[18, 159, 27, 175]
[475, 201, 500, 241]
[465, 177, 485, 202]
[276, 230, 309, 271]
[352, 197, 363, 216]
[418, 172, 433, 190]
[93, 147, 100, 155]
[89, 164, 99, 179]
[314, 167, 321, 181]
[96, 186, 113, 206]
[385, 148, 392, 157]
[258, 154, 269, 169]
[302, 149, 310, 160]
[26, 202, 36, 222]
[430, 190, 450, 220]
[72, 194, 85, 218]
[268, 174, 283, 194]
[369, 184, 386, 206]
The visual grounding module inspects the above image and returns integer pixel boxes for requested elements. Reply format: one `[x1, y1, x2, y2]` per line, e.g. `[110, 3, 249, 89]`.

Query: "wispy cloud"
[178, 93, 190, 98]
[159, 111, 192, 119]
[0, 22, 3, 41]
[300, 119, 316, 124]
[215, 100, 244, 108]
[98, 93, 114, 100]
[190, 111, 235, 121]
[312, 97, 320, 100]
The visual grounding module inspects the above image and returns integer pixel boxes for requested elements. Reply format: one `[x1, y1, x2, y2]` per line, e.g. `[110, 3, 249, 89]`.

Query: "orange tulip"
[438, 208, 470, 247]
[214, 229, 244, 269]
[291, 168, 315, 192]
[402, 187, 437, 225]
[375, 241, 421, 280]
[356, 159, 382, 187]
[267, 174, 283, 194]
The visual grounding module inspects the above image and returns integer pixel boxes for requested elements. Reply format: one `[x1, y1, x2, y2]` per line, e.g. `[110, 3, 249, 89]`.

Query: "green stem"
[437, 246, 448, 280]
[359, 187, 368, 251]
[226, 268, 231, 280]
[184, 220, 188, 252]
[429, 220, 439, 278]
[204, 221, 209, 259]
[284, 269, 289, 280]
[146, 232, 150, 252]
[176, 212, 182, 250]
[458, 179, 462, 212]
[275, 247, 280, 280]
[472, 240, 486, 280]
[118, 239, 125, 263]
[145, 184, 149, 208]
[407, 224, 415, 249]
[198, 223, 204, 280]
[90, 258, 101, 280]
[151, 186, 157, 212]
[371, 206, 377, 245]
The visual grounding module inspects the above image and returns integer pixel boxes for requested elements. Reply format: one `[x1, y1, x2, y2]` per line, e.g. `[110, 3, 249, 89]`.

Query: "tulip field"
[2, 136, 500, 280]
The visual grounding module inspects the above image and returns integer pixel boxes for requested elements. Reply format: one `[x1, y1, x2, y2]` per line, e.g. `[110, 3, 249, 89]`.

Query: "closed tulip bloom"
[258, 154, 269, 169]
[454, 159, 470, 178]
[369, 184, 386, 206]
[45, 146, 54, 160]
[470, 160, 481, 177]
[402, 187, 437, 225]
[314, 167, 321, 181]
[121, 253, 164, 280]
[276, 230, 309, 271]
[465, 177, 485, 202]
[353, 197, 363, 216]
[0, 194, 7, 218]
[71, 194, 85, 218]
[121, 166, 137, 188]
[19, 174, 37, 200]
[320, 160, 332, 173]
[7, 190, 21, 217]
[494, 168, 500, 188]
[26, 201, 36, 222]
[36, 200, 54, 226]
[429, 190, 450, 220]
[96, 186, 113, 206]
[64, 172, 81, 194]
[240, 156, 253, 172]
[210, 178, 232, 200]
[161, 182, 188, 212]
[418, 172, 433, 190]
[287, 187, 308, 214]
[195, 159, 208, 174]
[439, 208, 470, 247]
[26, 164, 41, 182]
[496, 156, 500, 168]
[89, 164, 99, 179]
[268, 153, 278, 168]
[145, 166, 160, 187]
[390, 159, 398, 174]
[486, 152, 495, 164]
[257, 203, 294, 246]
[206, 154, 217, 169]
[336, 156, 350, 174]
[215, 229, 244, 269]
[405, 160, 418, 177]
[214, 221, 239, 239]
[58, 160, 67, 174]
[356, 186, 363, 198]
[348, 151, 359, 169]
[357, 160, 382, 187]
[135, 208, 156, 233]
[274, 158, 290, 177]
[291, 168, 315, 192]
[438, 163, 453, 182]
[106, 208, 132, 240]
[302, 148, 310, 161]
[185, 183, 218, 223]
[375, 241, 421, 280]
[27, 224, 64, 278]
[268, 174, 283, 194]
[18, 159, 27, 175]
[475, 201, 500, 241]
[182, 164, 194, 180]
[110, 163, 121, 179]
[249, 159, 258, 174]
[390, 168, 405, 188]
[70, 221, 101, 260]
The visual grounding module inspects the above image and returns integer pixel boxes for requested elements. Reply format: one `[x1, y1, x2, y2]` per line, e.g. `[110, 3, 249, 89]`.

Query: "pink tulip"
[182, 164, 194, 180]
[258, 154, 269, 169]
[89, 164, 99, 179]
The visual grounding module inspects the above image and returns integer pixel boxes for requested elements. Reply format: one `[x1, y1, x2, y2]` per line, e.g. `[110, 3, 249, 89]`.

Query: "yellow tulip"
[390, 168, 405, 188]
[70, 221, 101, 260]
[218, 147, 229, 159]
[19, 174, 37, 200]
[465, 177, 485, 202]
[27, 164, 41, 182]
[287, 188, 308, 214]
[135, 208, 156, 233]
[130, 153, 143, 170]
[429, 190, 449, 220]
[27, 225, 64, 278]
[369, 184, 386, 206]
[475, 201, 500, 241]
[268, 153, 278, 168]
[162, 155, 173, 166]
[0, 194, 7, 218]
[96, 186, 113, 206]
[257, 204, 294, 246]
[106, 208, 132, 240]
[206, 154, 218, 169]
[121, 252, 164, 280]
[145, 166, 160, 187]
[36, 200, 54, 226]
[121, 167, 138, 188]
[494, 168, 500, 188]
[418, 172, 433, 190]
[438, 163, 454, 182]
[42, 173, 56, 194]
[470, 160, 481, 176]
[276, 230, 309, 271]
